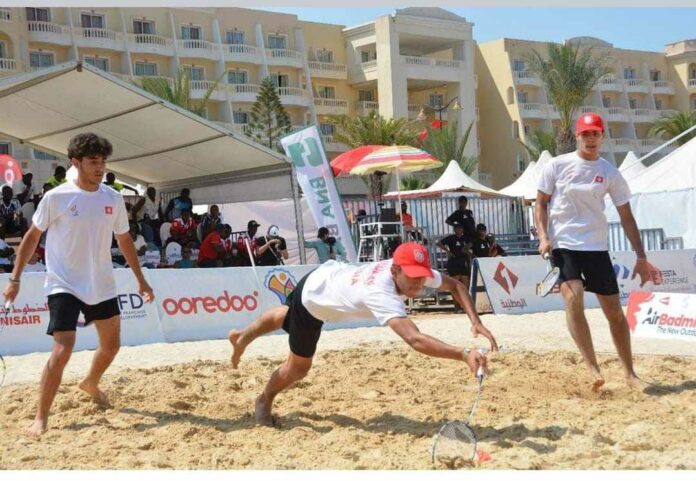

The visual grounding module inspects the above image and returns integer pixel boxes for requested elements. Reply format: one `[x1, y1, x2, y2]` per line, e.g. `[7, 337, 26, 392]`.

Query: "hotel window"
[267, 34, 287, 50]
[316, 49, 334, 63]
[318, 86, 335, 99]
[602, 96, 611, 108]
[26, 7, 50, 22]
[428, 94, 444, 108]
[629, 98, 637, 109]
[655, 99, 662, 110]
[623, 67, 636, 80]
[358, 90, 373, 102]
[270, 73, 289, 88]
[0, 41, 6, 59]
[29, 51, 54, 68]
[512, 121, 519, 139]
[516, 91, 528, 103]
[517, 154, 525, 172]
[0, 142, 10, 156]
[650, 69, 661, 81]
[184, 66, 204, 81]
[33, 149, 58, 160]
[233, 111, 248, 124]
[319, 124, 335, 136]
[134, 62, 157, 76]
[133, 19, 155, 35]
[81, 12, 105, 29]
[226, 31, 244, 45]
[360, 51, 370, 63]
[227, 70, 247, 84]
[512, 59, 526, 71]
[181, 25, 201, 43]
[84, 56, 109, 71]
[523, 124, 530, 135]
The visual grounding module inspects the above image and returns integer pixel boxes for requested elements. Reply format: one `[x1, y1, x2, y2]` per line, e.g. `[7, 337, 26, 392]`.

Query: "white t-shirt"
[537, 152, 632, 251]
[133, 234, 147, 264]
[33, 180, 130, 305]
[141, 196, 160, 221]
[302, 260, 442, 325]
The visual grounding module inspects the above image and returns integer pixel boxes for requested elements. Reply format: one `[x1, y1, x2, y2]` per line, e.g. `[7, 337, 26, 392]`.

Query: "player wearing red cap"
[228, 242, 498, 425]
[535, 112, 652, 391]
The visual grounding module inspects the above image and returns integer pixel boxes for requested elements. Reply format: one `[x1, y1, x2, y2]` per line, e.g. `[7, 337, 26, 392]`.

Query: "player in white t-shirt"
[535, 113, 653, 392]
[228, 242, 498, 426]
[3, 133, 155, 438]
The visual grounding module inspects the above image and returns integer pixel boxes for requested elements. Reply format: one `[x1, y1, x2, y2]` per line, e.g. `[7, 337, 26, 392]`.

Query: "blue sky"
[257, 7, 696, 53]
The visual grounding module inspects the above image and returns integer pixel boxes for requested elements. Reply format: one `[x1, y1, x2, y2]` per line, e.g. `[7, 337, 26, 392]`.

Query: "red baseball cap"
[576, 112, 604, 135]
[392, 242, 433, 278]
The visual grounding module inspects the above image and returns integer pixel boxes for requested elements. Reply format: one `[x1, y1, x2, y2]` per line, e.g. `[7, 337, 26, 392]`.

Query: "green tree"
[400, 176, 428, 190]
[648, 111, 696, 146]
[422, 120, 478, 176]
[329, 112, 420, 199]
[524, 42, 610, 154]
[519, 129, 558, 160]
[247, 77, 293, 150]
[140, 68, 221, 117]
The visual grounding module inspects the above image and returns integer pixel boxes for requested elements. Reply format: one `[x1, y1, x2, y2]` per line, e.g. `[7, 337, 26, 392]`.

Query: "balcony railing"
[130, 33, 169, 46]
[226, 43, 260, 56]
[689, 79, 696, 88]
[277, 86, 306, 97]
[652, 80, 674, 90]
[308, 61, 347, 75]
[625, 78, 650, 91]
[610, 138, 636, 150]
[513, 71, 542, 85]
[356, 100, 379, 115]
[0, 8, 12, 22]
[632, 108, 656, 119]
[605, 107, 631, 121]
[400, 55, 462, 69]
[360, 60, 377, 70]
[77, 27, 118, 40]
[230, 83, 260, 94]
[177, 39, 219, 53]
[598, 75, 622, 89]
[659, 109, 679, 117]
[0, 58, 17, 71]
[266, 48, 303, 65]
[27, 21, 69, 35]
[190, 80, 221, 91]
[314, 98, 349, 114]
[519, 102, 547, 116]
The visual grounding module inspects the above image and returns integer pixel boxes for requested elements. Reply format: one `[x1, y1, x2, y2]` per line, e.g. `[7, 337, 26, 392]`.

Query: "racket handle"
[476, 365, 484, 378]
[543, 253, 550, 260]
[4, 300, 10, 311]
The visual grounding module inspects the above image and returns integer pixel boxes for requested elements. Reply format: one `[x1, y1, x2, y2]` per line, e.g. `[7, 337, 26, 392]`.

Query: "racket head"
[431, 420, 477, 466]
[536, 264, 560, 297]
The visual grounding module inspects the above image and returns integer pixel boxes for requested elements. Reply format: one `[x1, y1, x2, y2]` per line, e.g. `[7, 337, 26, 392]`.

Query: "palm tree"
[329, 112, 420, 199]
[519, 129, 558, 160]
[422, 120, 478, 176]
[400, 176, 428, 190]
[648, 111, 696, 146]
[525, 42, 610, 154]
[140, 68, 221, 117]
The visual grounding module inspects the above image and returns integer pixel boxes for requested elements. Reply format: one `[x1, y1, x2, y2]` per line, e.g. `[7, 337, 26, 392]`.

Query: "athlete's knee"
[285, 357, 312, 381]
[100, 339, 121, 358]
[51, 341, 74, 367]
[561, 282, 584, 308]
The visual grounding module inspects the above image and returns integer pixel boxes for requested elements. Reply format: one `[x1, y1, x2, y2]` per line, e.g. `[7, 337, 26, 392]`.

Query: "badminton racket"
[535, 253, 560, 297]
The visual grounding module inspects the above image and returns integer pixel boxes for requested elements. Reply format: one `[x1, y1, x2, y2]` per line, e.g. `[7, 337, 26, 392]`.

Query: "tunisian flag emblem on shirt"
[593, 175, 604, 183]
[105, 206, 113, 215]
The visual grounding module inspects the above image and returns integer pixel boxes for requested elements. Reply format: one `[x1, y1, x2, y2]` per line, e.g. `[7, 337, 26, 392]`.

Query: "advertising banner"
[626, 291, 696, 342]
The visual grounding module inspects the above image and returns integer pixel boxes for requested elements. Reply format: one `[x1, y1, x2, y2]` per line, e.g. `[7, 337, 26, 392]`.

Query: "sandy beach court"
[1, 308, 695, 469]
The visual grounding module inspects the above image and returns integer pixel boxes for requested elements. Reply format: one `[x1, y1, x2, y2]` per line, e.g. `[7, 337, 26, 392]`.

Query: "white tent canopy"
[618, 151, 646, 182]
[0, 61, 294, 204]
[498, 150, 554, 200]
[384, 160, 506, 199]
[628, 136, 696, 194]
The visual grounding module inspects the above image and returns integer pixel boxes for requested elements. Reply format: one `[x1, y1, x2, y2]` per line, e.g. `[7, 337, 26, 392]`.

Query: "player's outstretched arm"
[115, 232, 154, 303]
[387, 316, 487, 376]
[438, 274, 499, 351]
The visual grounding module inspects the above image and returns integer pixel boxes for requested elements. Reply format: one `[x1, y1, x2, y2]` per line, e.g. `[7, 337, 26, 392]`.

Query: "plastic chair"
[165, 241, 182, 265]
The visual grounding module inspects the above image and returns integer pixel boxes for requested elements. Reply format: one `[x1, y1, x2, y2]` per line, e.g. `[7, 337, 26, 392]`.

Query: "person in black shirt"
[255, 224, 288, 266]
[445, 195, 476, 243]
[471, 224, 492, 258]
[487, 233, 507, 257]
[437, 222, 472, 286]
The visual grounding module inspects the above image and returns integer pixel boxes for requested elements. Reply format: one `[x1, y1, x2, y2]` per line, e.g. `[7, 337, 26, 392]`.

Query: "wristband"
[636, 258, 648, 263]
[8, 278, 20, 284]
[462, 348, 470, 361]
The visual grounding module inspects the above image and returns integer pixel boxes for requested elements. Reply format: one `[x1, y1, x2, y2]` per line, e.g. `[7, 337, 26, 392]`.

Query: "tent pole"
[290, 164, 307, 265]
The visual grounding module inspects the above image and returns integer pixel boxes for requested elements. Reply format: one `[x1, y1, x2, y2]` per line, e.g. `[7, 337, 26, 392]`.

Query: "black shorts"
[282, 271, 323, 358]
[447, 257, 470, 277]
[47, 293, 120, 336]
[551, 249, 619, 296]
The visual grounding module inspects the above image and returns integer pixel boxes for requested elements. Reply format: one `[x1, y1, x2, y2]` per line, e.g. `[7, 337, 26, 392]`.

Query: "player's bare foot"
[229, 330, 246, 369]
[25, 419, 47, 438]
[591, 375, 605, 392]
[626, 374, 648, 390]
[78, 380, 110, 406]
[255, 394, 275, 427]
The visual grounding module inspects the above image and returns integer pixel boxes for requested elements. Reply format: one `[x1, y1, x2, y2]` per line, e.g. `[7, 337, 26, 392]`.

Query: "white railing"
[632, 108, 654, 117]
[308, 61, 347, 73]
[266, 49, 303, 61]
[402, 55, 432, 66]
[639, 139, 661, 148]
[277, 87, 306, 97]
[625, 79, 649, 88]
[611, 138, 636, 148]
[435, 59, 461, 69]
[580, 106, 605, 115]
[689, 79, 696, 88]
[232, 123, 250, 135]
[0, 58, 17, 71]
[652, 80, 674, 89]
[407, 103, 421, 113]
[606, 107, 630, 118]
[133, 75, 174, 89]
[360, 60, 377, 70]
[659, 109, 678, 117]
[599, 75, 621, 87]
[129, 33, 170, 46]
[356, 100, 378, 111]
[77, 27, 118, 41]
[190, 80, 220, 91]
[0, 8, 12, 22]
[27, 21, 68, 35]
[226, 44, 260, 56]
[229, 83, 261, 95]
[519, 102, 546, 113]
[513, 70, 539, 80]
[314, 98, 348, 109]
[178, 39, 218, 52]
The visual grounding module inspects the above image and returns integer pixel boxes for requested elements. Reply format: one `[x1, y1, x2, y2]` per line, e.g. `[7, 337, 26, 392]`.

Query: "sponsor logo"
[493, 262, 518, 294]
[70, 204, 79, 216]
[265, 269, 297, 303]
[105, 206, 113, 215]
[659, 296, 670, 306]
[593, 175, 604, 183]
[161, 290, 259, 316]
[0, 315, 42, 327]
[613, 263, 630, 280]
[414, 249, 425, 264]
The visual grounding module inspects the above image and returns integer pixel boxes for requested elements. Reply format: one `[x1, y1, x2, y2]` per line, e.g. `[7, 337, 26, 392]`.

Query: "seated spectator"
[164, 188, 193, 222]
[256, 225, 288, 266]
[23, 250, 46, 272]
[126, 220, 148, 266]
[170, 209, 198, 247]
[471, 223, 492, 258]
[304, 227, 346, 263]
[104, 172, 139, 195]
[11, 172, 35, 204]
[133, 186, 164, 246]
[237, 219, 260, 266]
[397, 201, 414, 230]
[487, 233, 508, 257]
[0, 185, 26, 236]
[46, 165, 67, 188]
[200, 204, 224, 238]
[0, 221, 14, 273]
[198, 224, 234, 267]
[174, 246, 197, 268]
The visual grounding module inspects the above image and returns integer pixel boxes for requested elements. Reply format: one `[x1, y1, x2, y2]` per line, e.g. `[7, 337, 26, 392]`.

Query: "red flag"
[431, 119, 444, 129]
[0, 155, 23, 186]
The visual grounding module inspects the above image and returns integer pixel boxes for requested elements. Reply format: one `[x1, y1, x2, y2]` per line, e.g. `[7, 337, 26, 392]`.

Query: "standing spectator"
[304, 227, 346, 263]
[45, 166, 67, 189]
[103, 172, 139, 195]
[256, 225, 288, 266]
[445, 195, 476, 243]
[12, 172, 35, 204]
[164, 188, 193, 222]
[237, 220, 260, 266]
[437, 222, 472, 288]
[0, 185, 26, 236]
[174, 247, 197, 268]
[170, 209, 198, 247]
[200, 204, 224, 238]
[198, 224, 234, 267]
[487, 234, 507, 257]
[133, 186, 163, 246]
[471, 224, 492, 258]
